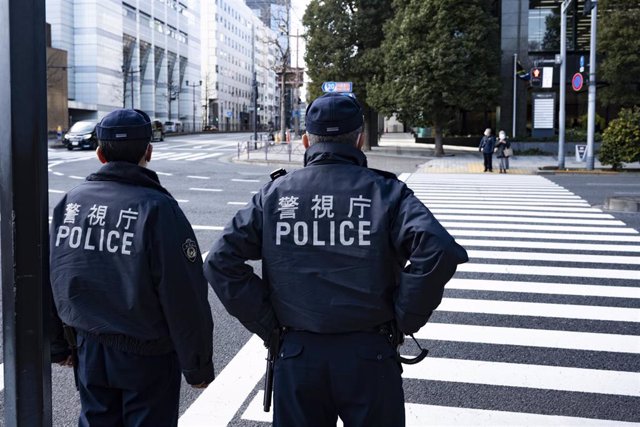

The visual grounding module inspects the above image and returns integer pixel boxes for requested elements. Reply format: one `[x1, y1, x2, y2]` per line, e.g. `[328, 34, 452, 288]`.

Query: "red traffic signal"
[530, 67, 542, 87]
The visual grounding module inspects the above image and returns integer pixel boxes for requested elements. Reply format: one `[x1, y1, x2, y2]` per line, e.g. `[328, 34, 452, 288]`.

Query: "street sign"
[579, 55, 585, 73]
[542, 67, 553, 88]
[226, 111, 232, 118]
[572, 73, 584, 91]
[321, 81, 352, 93]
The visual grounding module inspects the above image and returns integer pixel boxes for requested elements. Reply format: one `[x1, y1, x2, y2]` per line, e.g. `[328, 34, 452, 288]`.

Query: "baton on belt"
[263, 328, 282, 412]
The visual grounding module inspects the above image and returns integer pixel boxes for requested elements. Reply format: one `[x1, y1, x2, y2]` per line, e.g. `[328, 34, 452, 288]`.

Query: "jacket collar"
[303, 142, 368, 168]
[86, 161, 172, 197]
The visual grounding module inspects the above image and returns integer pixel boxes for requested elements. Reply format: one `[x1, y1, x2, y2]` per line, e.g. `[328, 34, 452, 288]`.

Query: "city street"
[2, 133, 639, 425]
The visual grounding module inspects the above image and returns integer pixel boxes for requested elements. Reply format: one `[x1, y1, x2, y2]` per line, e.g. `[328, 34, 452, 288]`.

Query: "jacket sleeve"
[390, 185, 469, 334]
[203, 192, 278, 343]
[149, 201, 214, 385]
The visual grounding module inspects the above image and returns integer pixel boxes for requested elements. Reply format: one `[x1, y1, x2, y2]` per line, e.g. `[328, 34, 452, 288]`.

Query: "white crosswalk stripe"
[179, 173, 640, 426]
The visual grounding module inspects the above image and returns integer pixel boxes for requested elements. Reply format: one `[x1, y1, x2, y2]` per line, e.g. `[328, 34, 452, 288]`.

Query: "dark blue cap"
[305, 93, 363, 136]
[96, 109, 152, 142]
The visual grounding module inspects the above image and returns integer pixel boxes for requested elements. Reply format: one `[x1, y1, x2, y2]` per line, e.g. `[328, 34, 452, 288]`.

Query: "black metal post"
[1, 0, 52, 425]
[253, 72, 258, 142]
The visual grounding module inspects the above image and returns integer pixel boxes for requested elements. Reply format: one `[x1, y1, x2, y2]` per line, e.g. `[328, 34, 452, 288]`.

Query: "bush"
[599, 107, 640, 170]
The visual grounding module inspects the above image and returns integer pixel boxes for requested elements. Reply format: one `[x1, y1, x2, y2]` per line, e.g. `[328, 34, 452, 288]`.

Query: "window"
[528, 6, 560, 52]
[123, 3, 136, 20]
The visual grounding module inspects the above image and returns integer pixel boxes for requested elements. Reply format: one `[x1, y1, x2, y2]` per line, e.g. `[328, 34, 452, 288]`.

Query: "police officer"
[204, 93, 468, 427]
[50, 109, 214, 426]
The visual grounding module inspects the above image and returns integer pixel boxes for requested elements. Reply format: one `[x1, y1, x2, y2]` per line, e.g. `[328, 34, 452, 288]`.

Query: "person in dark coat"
[479, 128, 496, 172]
[204, 93, 468, 427]
[50, 109, 214, 426]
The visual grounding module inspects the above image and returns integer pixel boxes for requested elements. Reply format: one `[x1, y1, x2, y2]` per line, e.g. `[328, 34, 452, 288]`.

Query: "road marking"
[242, 389, 639, 426]
[415, 192, 582, 199]
[250, 191, 258, 194]
[68, 175, 84, 180]
[168, 153, 210, 161]
[48, 189, 65, 194]
[192, 225, 224, 231]
[185, 153, 224, 161]
[438, 297, 640, 322]
[442, 222, 637, 234]
[456, 238, 640, 253]
[414, 323, 640, 353]
[156, 171, 173, 176]
[404, 403, 639, 426]
[403, 357, 640, 396]
[428, 204, 602, 212]
[178, 335, 265, 426]
[189, 188, 223, 192]
[187, 175, 210, 180]
[447, 278, 640, 299]
[422, 199, 590, 207]
[435, 214, 625, 226]
[431, 208, 614, 219]
[227, 202, 247, 206]
[231, 178, 261, 183]
[458, 262, 640, 280]
[450, 229, 640, 242]
[467, 249, 640, 265]
[176, 199, 189, 203]
[0, 363, 3, 392]
[52, 172, 64, 176]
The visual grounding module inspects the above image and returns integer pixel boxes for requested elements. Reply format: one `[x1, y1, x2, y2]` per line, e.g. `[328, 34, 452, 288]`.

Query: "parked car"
[151, 120, 165, 142]
[164, 121, 182, 133]
[63, 120, 98, 151]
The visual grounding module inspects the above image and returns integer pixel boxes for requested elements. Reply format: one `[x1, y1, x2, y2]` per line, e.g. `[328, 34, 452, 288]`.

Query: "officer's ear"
[144, 143, 153, 162]
[96, 146, 107, 164]
[356, 133, 365, 150]
[302, 133, 310, 149]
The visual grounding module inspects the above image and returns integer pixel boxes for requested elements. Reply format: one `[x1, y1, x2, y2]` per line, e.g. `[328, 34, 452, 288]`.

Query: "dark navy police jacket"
[50, 162, 214, 385]
[204, 143, 468, 340]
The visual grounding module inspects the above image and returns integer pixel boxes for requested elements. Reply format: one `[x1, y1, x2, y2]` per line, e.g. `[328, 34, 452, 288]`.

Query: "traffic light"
[530, 67, 542, 87]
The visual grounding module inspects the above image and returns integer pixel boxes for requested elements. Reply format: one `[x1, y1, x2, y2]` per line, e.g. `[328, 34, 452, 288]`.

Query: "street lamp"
[185, 79, 202, 133]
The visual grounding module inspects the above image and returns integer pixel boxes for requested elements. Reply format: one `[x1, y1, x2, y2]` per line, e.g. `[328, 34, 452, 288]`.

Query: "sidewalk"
[237, 132, 624, 174]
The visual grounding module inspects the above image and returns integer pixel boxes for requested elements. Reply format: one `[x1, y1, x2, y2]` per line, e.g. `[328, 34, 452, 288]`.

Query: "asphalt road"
[1, 134, 638, 426]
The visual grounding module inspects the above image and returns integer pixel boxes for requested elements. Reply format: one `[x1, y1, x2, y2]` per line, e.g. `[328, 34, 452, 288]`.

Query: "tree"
[598, 0, 640, 107]
[368, 0, 500, 156]
[303, 0, 394, 149]
[599, 106, 640, 170]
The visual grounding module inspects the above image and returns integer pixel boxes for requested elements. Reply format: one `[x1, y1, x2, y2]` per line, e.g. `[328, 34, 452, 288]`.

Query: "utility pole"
[185, 79, 201, 133]
[252, 24, 258, 143]
[512, 53, 517, 139]
[123, 66, 140, 109]
[558, 0, 573, 169]
[585, 0, 598, 170]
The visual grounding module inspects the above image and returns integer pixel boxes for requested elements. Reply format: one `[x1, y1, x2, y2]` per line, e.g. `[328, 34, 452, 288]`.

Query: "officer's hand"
[190, 381, 210, 389]
[58, 355, 74, 367]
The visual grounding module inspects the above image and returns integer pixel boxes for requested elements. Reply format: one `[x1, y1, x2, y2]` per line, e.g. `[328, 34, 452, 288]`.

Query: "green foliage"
[598, 0, 640, 106]
[303, 0, 393, 104]
[367, 0, 500, 154]
[599, 107, 640, 170]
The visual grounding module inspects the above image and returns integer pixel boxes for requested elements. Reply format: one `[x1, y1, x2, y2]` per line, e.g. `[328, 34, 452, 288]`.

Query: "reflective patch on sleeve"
[182, 238, 198, 263]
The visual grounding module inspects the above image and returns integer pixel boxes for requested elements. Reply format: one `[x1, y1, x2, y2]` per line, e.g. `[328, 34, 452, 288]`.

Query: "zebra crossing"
[47, 146, 228, 165]
[178, 173, 639, 426]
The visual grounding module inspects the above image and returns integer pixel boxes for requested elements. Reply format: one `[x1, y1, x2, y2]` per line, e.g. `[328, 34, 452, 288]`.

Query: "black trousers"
[273, 331, 405, 427]
[483, 153, 493, 171]
[76, 334, 181, 427]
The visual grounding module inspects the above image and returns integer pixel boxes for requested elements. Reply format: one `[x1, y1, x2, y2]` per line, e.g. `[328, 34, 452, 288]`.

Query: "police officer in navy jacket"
[204, 93, 468, 427]
[50, 109, 214, 426]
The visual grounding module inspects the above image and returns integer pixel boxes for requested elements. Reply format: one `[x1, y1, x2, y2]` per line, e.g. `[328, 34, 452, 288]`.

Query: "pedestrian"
[49, 108, 214, 427]
[204, 93, 468, 427]
[495, 130, 512, 173]
[479, 128, 495, 172]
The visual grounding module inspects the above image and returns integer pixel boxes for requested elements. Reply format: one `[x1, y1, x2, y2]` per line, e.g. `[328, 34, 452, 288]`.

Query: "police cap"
[305, 93, 363, 136]
[96, 109, 152, 142]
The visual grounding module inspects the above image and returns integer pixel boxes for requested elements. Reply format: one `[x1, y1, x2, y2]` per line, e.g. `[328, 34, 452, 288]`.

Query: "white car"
[164, 121, 182, 133]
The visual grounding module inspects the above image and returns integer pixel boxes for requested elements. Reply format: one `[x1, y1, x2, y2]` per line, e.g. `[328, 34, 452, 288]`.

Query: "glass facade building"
[46, 0, 201, 128]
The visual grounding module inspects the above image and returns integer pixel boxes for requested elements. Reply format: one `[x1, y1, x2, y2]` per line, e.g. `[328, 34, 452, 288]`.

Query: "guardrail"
[237, 135, 305, 162]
